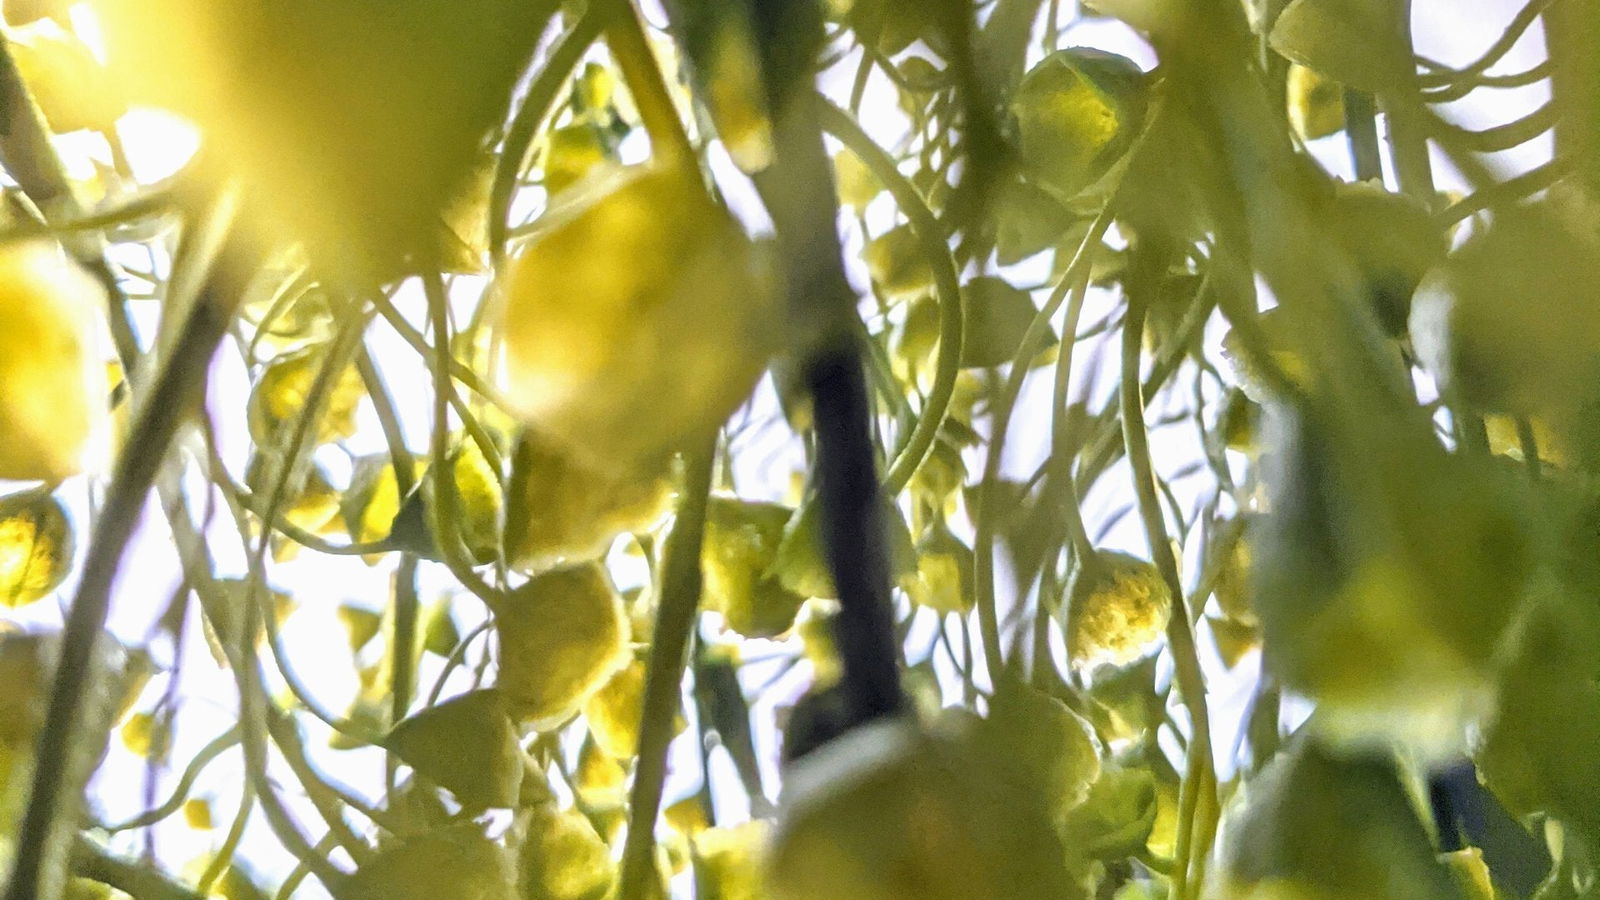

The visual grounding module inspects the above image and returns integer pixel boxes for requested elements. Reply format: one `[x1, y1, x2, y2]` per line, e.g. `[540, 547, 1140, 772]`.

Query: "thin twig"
[617, 443, 715, 899]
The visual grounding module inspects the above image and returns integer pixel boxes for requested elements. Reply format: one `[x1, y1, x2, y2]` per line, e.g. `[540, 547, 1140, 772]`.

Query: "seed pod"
[1064, 551, 1172, 670]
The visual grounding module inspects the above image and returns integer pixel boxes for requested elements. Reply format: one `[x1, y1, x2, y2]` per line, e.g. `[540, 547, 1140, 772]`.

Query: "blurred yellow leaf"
[542, 119, 611, 196]
[345, 825, 517, 900]
[497, 163, 776, 472]
[1411, 207, 1600, 417]
[518, 802, 616, 900]
[341, 456, 403, 559]
[703, 495, 808, 639]
[975, 680, 1100, 820]
[834, 149, 881, 212]
[1210, 738, 1456, 899]
[960, 276, 1053, 368]
[336, 603, 383, 654]
[504, 428, 676, 574]
[495, 563, 630, 729]
[0, 240, 109, 483]
[247, 344, 364, 449]
[1269, 0, 1413, 94]
[767, 718, 1079, 899]
[93, 0, 556, 284]
[863, 224, 934, 301]
[905, 522, 975, 614]
[118, 711, 167, 760]
[575, 736, 628, 809]
[692, 821, 768, 900]
[8, 21, 126, 133]
[182, 797, 213, 830]
[583, 657, 685, 760]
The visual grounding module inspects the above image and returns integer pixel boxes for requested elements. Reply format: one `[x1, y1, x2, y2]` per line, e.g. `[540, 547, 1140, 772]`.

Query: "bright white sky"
[0, 0, 1552, 895]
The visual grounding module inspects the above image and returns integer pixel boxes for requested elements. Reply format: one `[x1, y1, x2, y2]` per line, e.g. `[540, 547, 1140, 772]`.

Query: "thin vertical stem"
[1343, 88, 1384, 183]
[617, 443, 715, 899]
[1121, 276, 1215, 900]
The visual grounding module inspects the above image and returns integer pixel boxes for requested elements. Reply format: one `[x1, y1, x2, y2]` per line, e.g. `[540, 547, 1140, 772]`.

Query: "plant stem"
[749, 34, 905, 723]
[490, 10, 605, 266]
[1121, 281, 1216, 900]
[71, 836, 204, 900]
[101, 727, 241, 833]
[1380, 0, 1437, 206]
[603, 0, 696, 168]
[617, 443, 715, 899]
[420, 274, 501, 604]
[973, 206, 1115, 676]
[1049, 276, 1102, 570]
[5, 224, 250, 900]
[816, 100, 965, 497]
[1343, 89, 1384, 183]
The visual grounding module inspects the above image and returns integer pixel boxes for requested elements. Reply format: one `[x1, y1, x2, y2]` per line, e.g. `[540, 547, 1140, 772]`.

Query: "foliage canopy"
[0, 0, 1591, 898]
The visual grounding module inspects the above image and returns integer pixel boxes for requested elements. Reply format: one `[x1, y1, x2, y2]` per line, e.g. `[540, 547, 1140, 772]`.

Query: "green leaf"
[1010, 48, 1146, 203]
[1269, 0, 1413, 93]
[1252, 406, 1531, 759]
[703, 495, 807, 638]
[384, 689, 523, 810]
[864, 224, 937, 301]
[345, 825, 516, 900]
[1327, 181, 1445, 338]
[768, 719, 1082, 899]
[768, 498, 919, 604]
[975, 680, 1101, 819]
[961, 276, 1052, 368]
[992, 177, 1076, 265]
[1478, 606, 1600, 850]
[1410, 207, 1600, 418]
[1058, 764, 1158, 860]
[1214, 737, 1457, 899]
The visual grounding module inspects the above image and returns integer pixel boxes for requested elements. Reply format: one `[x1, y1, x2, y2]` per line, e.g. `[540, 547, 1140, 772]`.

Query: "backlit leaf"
[495, 563, 630, 729]
[384, 689, 523, 810]
[0, 490, 72, 608]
